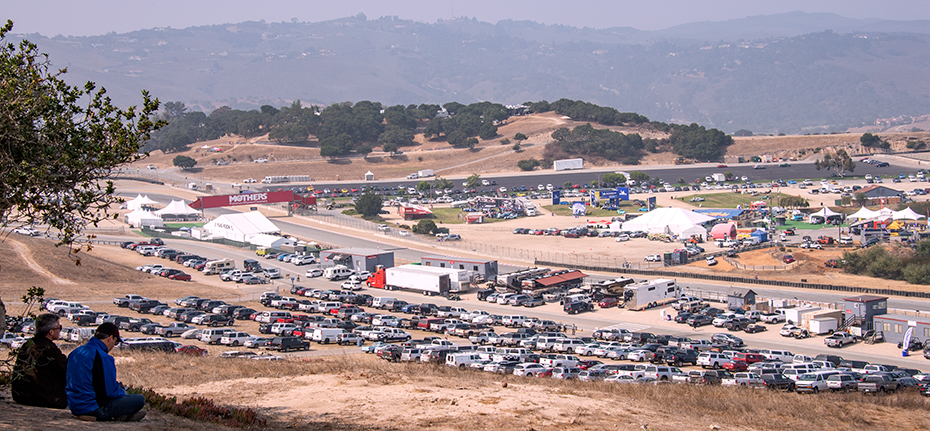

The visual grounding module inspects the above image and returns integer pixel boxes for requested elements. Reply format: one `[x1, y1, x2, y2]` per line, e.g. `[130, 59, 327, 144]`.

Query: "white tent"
[201, 211, 280, 242]
[154, 200, 200, 218]
[848, 206, 880, 220]
[622, 207, 714, 238]
[876, 207, 895, 221]
[808, 207, 840, 223]
[126, 194, 159, 211]
[247, 233, 295, 250]
[124, 209, 163, 228]
[893, 207, 925, 220]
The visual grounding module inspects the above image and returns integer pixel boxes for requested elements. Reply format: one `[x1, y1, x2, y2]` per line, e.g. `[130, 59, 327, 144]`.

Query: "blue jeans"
[92, 394, 145, 421]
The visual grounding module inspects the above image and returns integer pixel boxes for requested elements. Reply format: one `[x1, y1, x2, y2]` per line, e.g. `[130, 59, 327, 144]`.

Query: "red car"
[717, 164, 728, 168]
[732, 352, 765, 364]
[175, 345, 207, 356]
[598, 297, 619, 308]
[722, 360, 749, 372]
[576, 360, 603, 370]
[783, 254, 795, 264]
[169, 273, 192, 281]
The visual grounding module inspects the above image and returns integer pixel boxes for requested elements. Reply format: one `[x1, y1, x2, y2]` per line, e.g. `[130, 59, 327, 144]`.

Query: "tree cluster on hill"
[547, 123, 645, 165]
[668, 123, 734, 161]
[841, 239, 930, 285]
[814, 149, 856, 176]
[143, 101, 320, 153]
[423, 102, 506, 146]
[540, 99, 649, 126]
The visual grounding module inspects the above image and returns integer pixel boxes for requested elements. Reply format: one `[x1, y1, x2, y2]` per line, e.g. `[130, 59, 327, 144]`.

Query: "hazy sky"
[4, 0, 929, 37]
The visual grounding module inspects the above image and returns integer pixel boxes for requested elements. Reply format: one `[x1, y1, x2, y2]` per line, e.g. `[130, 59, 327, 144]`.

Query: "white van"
[311, 328, 343, 344]
[69, 327, 95, 343]
[446, 353, 483, 368]
[501, 315, 527, 327]
[796, 370, 841, 393]
[257, 311, 291, 323]
[372, 297, 397, 309]
[200, 328, 234, 345]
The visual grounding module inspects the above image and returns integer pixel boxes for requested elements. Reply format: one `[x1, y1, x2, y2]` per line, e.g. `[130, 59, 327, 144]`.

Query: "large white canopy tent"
[848, 206, 880, 220]
[199, 211, 280, 242]
[893, 207, 925, 220]
[154, 200, 200, 220]
[622, 207, 714, 239]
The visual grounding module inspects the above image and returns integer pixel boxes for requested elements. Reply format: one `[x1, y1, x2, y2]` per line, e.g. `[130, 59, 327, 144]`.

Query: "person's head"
[36, 313, 62, 341]
[94, 322, 122, 352]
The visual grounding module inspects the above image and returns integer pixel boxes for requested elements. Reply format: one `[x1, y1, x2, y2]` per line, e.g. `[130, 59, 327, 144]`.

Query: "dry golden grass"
[110, 352, 930, 431]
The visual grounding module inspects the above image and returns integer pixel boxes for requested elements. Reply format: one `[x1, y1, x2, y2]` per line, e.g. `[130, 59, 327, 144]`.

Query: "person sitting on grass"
[65, 323, 146, 422]
[11, 313, 69, 409]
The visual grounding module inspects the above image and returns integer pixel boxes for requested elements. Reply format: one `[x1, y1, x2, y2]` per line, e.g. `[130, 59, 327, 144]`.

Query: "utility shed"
[843, 295, 888, 330]
[727, 288, 756, 311]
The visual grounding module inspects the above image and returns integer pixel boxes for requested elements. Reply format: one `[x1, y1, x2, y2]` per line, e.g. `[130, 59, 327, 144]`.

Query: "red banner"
[190, 191, 315, 209]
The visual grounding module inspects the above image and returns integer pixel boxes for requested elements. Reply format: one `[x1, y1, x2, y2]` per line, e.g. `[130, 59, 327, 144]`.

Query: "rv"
[202, 258, 235, 275]
[622, 279, 679, 311]
[324, 265, 353, 281]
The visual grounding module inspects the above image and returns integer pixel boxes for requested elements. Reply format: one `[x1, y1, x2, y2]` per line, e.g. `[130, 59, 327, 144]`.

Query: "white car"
[13, 226, 41, 236]
[615, 234, 630, 242]
[644, 254, 661, 262]
[291, 255, 317, 266]
[340, 280, 363, 291]
[306, 268, 324, 277]
[243, 178, 257, 183]
[705, 256, 717, 266]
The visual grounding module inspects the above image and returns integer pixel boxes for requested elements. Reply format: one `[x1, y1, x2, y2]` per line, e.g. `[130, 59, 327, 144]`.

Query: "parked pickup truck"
[722, 372, 764, 387]
[114, 294, 146, 307]
[858, 373, 900, 393]
[154, 323, 194, 337]
[538, 354, 581, 368]
[760, 312, 786, 324]
[824, 332, 857, 348]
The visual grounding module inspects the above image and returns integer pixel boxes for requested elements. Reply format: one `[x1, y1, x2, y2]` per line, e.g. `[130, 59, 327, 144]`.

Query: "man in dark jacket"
[65, 322, 145, 421]
[12, 313, 68, 408]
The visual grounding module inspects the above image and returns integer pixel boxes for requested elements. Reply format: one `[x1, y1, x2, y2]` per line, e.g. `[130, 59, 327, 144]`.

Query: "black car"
[258, 323, 274, 334]
[71, 314, 98, 326]
[674, 312, 694, 324]
[139, 323, 163, 335]
[200, 314, 234, 327]
[563, 301, 593, 315]
[664, 349, 700, 367]
[232, 308, 257, 320]
[129, 299, 164, 313]
[266, 336, 310, 352]
[121, 318, 153, 332]
[760, 373, 796, 391]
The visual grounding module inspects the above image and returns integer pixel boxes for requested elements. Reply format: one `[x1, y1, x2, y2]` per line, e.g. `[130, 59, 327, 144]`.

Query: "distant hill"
[11, 12, 930, 134]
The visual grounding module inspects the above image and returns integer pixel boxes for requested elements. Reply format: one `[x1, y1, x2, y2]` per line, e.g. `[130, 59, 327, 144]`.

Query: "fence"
[723, 256, 798, 271]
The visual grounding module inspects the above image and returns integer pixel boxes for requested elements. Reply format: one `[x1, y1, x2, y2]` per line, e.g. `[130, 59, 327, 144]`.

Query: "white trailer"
[418, 169, 434, 178]
[712, 173, 727, 182]
[415, 266, 474, 292]
[367, 265, 452, 296]
[622, 279, 679, 311]
[554, 158, 584, 171]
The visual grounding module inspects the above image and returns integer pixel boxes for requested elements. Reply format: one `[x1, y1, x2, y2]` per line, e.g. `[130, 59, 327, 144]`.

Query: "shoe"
[75, 415, 97, 422]
[123, 411, 146, 422]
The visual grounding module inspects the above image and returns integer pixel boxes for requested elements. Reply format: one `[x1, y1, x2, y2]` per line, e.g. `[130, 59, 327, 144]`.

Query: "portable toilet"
[364, 171, 375, 181]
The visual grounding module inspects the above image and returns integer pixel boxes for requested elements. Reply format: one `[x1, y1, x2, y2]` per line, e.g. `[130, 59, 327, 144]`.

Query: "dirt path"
[7, 238, 74, 285]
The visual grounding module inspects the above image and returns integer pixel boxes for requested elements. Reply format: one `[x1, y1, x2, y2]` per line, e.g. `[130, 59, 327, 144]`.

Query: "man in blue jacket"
[65, 323, 146, 421]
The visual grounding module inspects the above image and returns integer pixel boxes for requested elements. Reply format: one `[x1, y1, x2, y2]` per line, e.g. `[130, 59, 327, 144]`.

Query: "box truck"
[366, 265, 452, 296]
[418, 169, 434, 178]
[621, 279, 679, 311]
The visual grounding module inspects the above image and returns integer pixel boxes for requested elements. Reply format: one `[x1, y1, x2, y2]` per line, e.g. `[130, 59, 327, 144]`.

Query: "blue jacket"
[65, 337, 127, 415]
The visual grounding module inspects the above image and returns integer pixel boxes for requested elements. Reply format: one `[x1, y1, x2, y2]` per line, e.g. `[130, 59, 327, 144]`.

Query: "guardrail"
[533, 259, 930, 299]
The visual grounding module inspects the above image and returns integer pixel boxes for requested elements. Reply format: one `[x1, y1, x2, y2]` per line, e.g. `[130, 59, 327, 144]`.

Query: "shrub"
[127, 386, 266, 428]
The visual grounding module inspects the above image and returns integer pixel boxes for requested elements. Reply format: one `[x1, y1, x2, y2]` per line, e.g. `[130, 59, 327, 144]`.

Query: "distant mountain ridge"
[11, 12, 930, 134]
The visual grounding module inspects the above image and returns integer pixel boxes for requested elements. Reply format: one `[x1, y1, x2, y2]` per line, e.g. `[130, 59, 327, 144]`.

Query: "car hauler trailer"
[621, 279, 679, 311]
[367, 265, 452, 296]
